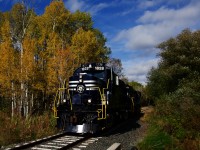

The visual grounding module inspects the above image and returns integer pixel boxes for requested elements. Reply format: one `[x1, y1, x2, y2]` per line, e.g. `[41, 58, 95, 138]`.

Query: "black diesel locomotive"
[53, 63, 140, 133]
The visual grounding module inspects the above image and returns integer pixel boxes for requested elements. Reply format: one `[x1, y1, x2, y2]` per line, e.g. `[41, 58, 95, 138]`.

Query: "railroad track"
[4, 132, 101, 150]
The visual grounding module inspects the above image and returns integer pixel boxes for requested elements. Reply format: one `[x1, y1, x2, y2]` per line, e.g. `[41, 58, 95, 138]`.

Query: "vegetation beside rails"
[138, 96, 200, 150]
[138, 103, 200, 150]
[0, 111, 57, 147]
[139, 29, 200, 150]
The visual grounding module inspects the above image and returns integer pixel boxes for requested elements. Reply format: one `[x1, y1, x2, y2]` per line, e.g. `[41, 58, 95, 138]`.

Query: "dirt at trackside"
[134, 106, 154, 145]
[140, 106, 154, 122]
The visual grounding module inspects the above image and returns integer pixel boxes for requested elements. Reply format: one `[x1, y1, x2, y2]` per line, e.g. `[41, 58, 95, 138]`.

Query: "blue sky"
[1, 0, 200, 85]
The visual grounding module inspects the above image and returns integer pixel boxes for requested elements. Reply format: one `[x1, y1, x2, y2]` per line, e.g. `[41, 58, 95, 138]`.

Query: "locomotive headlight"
[88, 99, 92, 103]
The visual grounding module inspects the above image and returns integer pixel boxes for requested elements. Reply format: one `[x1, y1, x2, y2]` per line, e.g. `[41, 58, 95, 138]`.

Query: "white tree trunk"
[20, 43, 24, 117]
[25, 86, 28, 117]
[11, 82, 14, 117]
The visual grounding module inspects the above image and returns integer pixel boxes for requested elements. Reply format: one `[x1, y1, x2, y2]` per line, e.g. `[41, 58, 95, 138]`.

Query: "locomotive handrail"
[53, 90, 59, 118]
[53, 87, 73, 118]
[97, 79, 110, 120]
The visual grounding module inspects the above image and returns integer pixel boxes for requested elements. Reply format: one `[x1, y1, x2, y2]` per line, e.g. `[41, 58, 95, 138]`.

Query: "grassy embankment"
[138, 98, 200, 150]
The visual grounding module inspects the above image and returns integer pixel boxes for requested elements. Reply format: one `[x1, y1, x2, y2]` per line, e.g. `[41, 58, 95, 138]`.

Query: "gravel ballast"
[85, 112, 150, 150]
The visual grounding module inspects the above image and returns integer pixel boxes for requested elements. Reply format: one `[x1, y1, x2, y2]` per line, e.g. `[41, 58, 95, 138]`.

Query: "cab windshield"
[73, 68, 105, 80]
[86, 71, 105, 80]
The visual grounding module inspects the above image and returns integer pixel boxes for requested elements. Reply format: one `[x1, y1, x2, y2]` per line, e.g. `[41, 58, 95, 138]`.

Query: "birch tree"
[9, 3, 35, 117]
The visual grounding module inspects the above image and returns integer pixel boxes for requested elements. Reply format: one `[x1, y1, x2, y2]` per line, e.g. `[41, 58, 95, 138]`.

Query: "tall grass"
[0, 111, 57, 147]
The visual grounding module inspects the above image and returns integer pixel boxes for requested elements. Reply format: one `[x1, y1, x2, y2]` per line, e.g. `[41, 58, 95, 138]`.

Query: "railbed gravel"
[86, 116, 148, 150]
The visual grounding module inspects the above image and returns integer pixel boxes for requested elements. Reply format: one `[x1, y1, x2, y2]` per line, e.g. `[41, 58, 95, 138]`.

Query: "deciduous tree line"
[0, 1, 111, 117]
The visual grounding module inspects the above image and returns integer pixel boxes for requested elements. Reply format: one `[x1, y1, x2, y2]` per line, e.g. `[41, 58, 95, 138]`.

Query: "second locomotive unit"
[54, 63, 140, 133]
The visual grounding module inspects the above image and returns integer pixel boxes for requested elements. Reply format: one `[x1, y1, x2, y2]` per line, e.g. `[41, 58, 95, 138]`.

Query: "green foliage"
[145, 29, 200, 150]
[147, 29, 200, 99]
[146, 67, 173, 99]
[129, 81, 143, 91]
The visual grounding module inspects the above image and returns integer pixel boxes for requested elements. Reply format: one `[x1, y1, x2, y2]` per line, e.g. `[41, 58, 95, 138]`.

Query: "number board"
[81, 63, 105, 71]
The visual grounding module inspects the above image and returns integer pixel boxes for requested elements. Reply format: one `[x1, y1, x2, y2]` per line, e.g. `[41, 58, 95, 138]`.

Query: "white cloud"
[115, 1, 200, 50]
[115, 23, 174, 50]
[137, 0, 155, 9]
[64, 0, 109, 16]
[138, 3, 200, 24]
[123, 58, 159, 85]
[137, 0, 194, 9]
[88, 3, 109, 16]
[64, 0, 85, 12]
